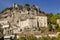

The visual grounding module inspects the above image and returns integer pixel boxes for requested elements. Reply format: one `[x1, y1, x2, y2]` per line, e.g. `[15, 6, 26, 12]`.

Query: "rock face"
[0, 4, 47, 35]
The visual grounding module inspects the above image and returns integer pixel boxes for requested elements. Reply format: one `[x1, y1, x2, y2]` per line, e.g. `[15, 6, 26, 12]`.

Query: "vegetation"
[46, 13, 60, 24]
[16, 35, 60, 40]
[46, 13, 60, 32]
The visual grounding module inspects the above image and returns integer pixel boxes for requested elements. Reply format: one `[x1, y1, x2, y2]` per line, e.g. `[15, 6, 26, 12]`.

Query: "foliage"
[46, 13, 60, 24]
[16, 35, 60, 40]
[16, 35, 37, 40]
[1, 8, 11, 13]
[57, 35, 60, 40]
[47, 24, 54, 32]
[18, 5, 23, 10]
[26, 35, 37, 40]
[24, 4, 30, 11]
[31, 5, 39, 11]
[42, 36, 52, 40]
[46, 13, 53, 24]
[17, 37, 26, 40]
[47, 13, 60, 32]
[51, 37, 58, 40]
[54, 27, 60, 32]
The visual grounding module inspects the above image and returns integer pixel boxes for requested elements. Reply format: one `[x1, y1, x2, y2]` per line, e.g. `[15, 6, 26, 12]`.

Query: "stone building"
[38, 13, 47, 27]
[57, 19, 60, 27]
[0, 4, 47, 35]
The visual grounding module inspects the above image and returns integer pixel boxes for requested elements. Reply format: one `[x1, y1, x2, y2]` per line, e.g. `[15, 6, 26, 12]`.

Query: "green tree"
[31, 5, 39, 11]
[46, 13, 53, 24]
[38, 37, 44, 40]
[51, 37, 58, 40]
[26, 35, 37, 40]
[24, 4, 30, 11]
[57, 35, 60, 40]
[48, 13, 60, 24]
[18, 37, 26, 40]
[48, 24, 54, 32]
[18, 5, 23, 10]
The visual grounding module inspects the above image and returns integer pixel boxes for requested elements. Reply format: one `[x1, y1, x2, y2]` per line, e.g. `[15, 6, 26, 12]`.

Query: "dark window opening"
[20, 29, 22, 32]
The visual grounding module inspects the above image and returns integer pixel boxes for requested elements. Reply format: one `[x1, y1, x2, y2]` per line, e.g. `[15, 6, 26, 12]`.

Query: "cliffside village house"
[0, 4, 47, 38]
[57, 19, 60, 27]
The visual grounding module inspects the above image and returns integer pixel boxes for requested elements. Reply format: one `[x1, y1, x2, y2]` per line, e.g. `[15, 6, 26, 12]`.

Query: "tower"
[13, 3, 18, 8]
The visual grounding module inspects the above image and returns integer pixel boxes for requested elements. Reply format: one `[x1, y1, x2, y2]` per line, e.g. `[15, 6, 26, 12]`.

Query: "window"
[20, 29, 22, 32]
[17, 20, 19, 23]
[19, 11, 21, 13]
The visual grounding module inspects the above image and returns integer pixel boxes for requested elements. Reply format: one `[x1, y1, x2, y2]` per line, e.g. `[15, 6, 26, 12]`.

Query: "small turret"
[13, 3, 18, 8]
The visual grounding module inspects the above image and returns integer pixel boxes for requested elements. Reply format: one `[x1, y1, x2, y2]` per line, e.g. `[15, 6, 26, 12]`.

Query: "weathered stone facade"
[57, 19, 60, 27]
[0, 4, 47, 35]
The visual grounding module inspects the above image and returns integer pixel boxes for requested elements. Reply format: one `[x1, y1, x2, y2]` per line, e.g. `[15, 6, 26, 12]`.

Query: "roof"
[38, 13, 46, 16]
[47, 32, 57, 34]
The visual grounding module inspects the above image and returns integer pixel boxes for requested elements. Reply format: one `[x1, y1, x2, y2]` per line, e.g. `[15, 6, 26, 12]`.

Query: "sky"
[0, 0, 60, 14]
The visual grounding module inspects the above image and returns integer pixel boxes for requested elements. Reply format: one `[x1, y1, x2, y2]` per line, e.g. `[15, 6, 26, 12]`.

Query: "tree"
[38, 37, 44, 40]
[46, 13, 53, 24]
[50, 16, 57, 24]
[18, 5, 23, 10]
[26, 35, 37, 40]
[31, 5, 39, 11]
[24, 4, 30, 11]
[57, 35, 60, 40]
[42, 36, 52, 40]
[51, 37, 57, 40]
[48, 24, 54, 31]
[25, 4, 30, 7]
[18, 37, 26, 40]
[47, 13, 60, 24]
[1, 8, 10, 13]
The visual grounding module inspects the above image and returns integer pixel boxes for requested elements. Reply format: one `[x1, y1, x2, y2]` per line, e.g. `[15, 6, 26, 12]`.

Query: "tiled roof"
[47, 32, 57, 34]
[38, 13, 46, 16]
